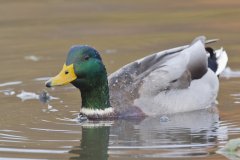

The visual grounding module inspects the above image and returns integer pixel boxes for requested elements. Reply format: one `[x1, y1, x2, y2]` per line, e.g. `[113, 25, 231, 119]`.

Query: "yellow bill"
[46, 64, 77, 87]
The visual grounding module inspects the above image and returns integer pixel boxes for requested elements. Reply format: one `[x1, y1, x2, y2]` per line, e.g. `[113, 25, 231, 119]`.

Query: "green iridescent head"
[46, 45, 108, 90]
[46, 45, 111, 114]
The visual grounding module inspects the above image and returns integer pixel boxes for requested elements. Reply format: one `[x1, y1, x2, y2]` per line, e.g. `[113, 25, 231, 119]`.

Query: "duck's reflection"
[69, 126, 110, 160]
[69, 108, 226, 159]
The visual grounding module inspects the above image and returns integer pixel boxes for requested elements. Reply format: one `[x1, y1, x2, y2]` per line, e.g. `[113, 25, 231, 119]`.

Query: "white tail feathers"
[215, 47, 228, 75]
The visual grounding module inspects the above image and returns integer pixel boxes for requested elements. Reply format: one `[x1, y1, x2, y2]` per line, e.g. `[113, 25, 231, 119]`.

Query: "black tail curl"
[206, 47, 218, 73]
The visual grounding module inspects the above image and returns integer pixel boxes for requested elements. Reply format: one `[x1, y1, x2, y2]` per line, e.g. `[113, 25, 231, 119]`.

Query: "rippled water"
[1, 83, 240, 160]
[1, 0, 240, 159]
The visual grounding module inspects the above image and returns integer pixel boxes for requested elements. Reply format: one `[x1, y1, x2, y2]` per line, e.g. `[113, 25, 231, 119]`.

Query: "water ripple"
[0, 147, 67, 154]
[0, 81, 22, 87]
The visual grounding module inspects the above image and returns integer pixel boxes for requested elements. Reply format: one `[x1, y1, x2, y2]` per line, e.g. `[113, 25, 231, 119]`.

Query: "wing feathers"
[109, 37, 211, 93]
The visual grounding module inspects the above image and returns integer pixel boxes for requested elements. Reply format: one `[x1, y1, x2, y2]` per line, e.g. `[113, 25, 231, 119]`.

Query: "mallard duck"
[45, 36, 228, 119]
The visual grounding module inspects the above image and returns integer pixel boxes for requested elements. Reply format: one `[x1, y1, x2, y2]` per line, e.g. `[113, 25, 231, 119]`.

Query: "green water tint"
[217, 138, 240, 159]
[69, 126, 110, 160]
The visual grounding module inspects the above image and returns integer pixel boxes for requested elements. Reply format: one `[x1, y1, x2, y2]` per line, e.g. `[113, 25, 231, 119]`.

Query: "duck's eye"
[65, 70, 69, 75]
[83, 55, 90, 61]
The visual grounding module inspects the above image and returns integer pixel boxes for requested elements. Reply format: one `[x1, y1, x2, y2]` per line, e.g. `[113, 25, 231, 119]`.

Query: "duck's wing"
[108, 37, 214, 110]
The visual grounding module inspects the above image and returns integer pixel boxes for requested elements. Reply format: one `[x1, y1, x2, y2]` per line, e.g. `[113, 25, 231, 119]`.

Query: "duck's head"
[45, 45, 107, 90]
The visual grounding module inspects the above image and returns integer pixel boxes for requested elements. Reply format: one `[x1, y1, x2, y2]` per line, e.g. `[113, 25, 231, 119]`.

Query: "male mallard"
[45, 36, 228, 119]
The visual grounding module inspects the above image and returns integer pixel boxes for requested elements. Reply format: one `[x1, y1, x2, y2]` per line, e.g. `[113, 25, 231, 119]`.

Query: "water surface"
[1, 0, 240, 159]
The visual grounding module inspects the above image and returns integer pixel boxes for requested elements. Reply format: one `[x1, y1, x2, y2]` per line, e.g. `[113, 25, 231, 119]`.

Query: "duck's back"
[108, 37, 225, 116]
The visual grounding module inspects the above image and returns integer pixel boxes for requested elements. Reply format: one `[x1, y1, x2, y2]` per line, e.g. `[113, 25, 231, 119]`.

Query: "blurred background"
[1, 0, 239, 78]
[0, 0, 240, 159]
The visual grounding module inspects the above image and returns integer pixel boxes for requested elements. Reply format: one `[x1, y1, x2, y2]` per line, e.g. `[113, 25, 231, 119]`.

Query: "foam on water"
[16, 91, 39, 101]
[42, 105, 59, 113]
[24, 55, 41, 61]
[16, 91, 59, 102]
[0, 90, 15, 96]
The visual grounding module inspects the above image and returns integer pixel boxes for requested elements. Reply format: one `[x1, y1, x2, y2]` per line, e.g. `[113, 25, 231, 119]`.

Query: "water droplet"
[160, 115, 169, 122]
